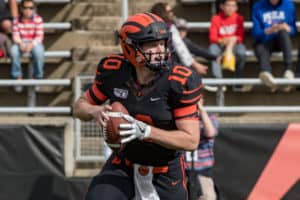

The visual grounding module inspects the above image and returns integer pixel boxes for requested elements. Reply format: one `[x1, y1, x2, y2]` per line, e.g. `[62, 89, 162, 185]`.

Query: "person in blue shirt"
[252, 0, 297, 92]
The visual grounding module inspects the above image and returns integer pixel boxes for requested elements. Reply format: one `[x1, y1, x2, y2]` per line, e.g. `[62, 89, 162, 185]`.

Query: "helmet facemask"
[134, 39, 170, 72]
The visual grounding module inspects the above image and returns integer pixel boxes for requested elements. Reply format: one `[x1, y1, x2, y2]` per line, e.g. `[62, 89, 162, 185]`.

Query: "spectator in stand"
[0, 0, 16, 58]
[150, 2, 208, 76]
[175, 18, 223, 92]
[252, 0, 296, 92]
[209, 0, 250, 92]
[11, 0, 44, 92]
[0, 0, 13, 33]
[175, 18, 220, 64]
[8, 0, 19, 18]
[185, 97, 219, 200]
[0, 33, 11, 58]
[0, 0, 18, 33]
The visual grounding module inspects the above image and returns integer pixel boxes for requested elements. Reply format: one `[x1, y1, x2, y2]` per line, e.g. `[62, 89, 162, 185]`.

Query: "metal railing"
[121, 0, 129, 24]
[44, 50, 72, 58]
[0, 107, 71, 114]
[74, 76, 108, 162]
[181, 0, 300, 3]
[73, 75, 300, 162]
[44, 22, 72, 30]
[205, 106, 300, 113]
[0, 79, 71, 113]
[203, 78, 300, 106]
[5, 0, 71, 3]
[187, 21, 300, 30]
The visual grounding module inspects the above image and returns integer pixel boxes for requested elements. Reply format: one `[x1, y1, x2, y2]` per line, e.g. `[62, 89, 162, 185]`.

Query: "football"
[104, 101, 129, 152]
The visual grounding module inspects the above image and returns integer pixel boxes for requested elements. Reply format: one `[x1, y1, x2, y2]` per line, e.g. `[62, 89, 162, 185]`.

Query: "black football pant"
[85, 153, 188, 200]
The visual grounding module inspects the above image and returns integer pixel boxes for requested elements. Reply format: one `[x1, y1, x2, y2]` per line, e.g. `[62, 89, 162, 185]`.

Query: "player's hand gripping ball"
[104, 101, 129, 152]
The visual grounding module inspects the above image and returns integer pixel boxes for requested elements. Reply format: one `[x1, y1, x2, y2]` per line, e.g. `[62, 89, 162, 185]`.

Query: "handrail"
[15, 50, 71, 59]
[205, 106, 300, 113]
[44, 51, 72, 58]
[187, 21, 300, 30]
[203, 78, 300, 106]
[203, 78, 300, 85]
[0, 79, 71, 86]
[5, 0, 71, 3]
[0, 79, 71, 114]
[121, 0, 128, 23]
[44, 22, 72, 30]
[181, 0, 300, 4]
[0, 107, 71, 114]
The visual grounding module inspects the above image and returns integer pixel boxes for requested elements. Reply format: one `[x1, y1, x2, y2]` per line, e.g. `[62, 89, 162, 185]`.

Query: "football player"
[73, 12, 202, 200]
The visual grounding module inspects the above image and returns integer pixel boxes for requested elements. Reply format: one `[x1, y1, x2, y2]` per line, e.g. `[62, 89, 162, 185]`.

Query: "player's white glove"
[119, 114, 151, 144]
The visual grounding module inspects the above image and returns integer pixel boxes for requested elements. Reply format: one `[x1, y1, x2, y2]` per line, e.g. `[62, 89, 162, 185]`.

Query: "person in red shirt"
[209, 0, 250, 92]
[10, 0, 44, 92]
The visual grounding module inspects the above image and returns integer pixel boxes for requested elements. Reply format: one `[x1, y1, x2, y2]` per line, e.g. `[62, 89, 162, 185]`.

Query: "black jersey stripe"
[173, 104, 197, 118]
[122, 21, 145, 29]
[180, 93, 202, 104]
[91, 83, 107, 102]
[85, 89, 105, 105]
[182, 83, 203, 94]
[85, 90, 97, 105]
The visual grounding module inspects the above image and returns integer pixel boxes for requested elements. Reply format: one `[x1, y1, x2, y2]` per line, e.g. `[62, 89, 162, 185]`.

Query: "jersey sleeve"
[169, 65, 203, 120]
[84, 54, 124, 105]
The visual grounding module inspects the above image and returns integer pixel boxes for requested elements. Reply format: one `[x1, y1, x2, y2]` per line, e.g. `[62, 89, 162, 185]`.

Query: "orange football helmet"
[119, 12, 170, 71]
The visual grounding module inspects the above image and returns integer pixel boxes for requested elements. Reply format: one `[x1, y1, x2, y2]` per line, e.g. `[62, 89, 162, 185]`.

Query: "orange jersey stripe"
[92, 84, 107, 101]
[176, 117, 199, 121]
[182, 83, 203, 94]
[173, 105, 197, 118]
[85, 90, 97, 105]
[180, 93, 202, 104]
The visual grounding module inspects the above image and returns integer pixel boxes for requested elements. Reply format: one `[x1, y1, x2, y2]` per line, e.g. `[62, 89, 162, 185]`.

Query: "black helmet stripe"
[122, 21, 145, 29]
[143, 12, 159, 22]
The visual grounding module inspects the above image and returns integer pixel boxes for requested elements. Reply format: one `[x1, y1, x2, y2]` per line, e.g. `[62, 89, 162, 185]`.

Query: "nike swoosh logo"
[171, 179, 181, 186]
[150, 97, 161, 101]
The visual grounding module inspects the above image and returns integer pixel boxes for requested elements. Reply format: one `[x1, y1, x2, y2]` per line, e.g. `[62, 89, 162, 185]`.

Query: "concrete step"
[0, 90, 68, 106]
[39, 2, 121, 22]
[73, 46, 120, 62]
[67, 2, 121, 17]
[128, 0, 176, 15]
[46, 31, 118, 50]
[74, 16, 121, 31]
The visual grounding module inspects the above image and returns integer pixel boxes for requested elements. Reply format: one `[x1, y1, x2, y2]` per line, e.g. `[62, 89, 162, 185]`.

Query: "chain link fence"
[74, 76, 111, 162]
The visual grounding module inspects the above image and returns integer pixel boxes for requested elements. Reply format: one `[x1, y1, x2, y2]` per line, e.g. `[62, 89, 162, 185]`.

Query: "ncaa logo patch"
[113, 88, 128, 99]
